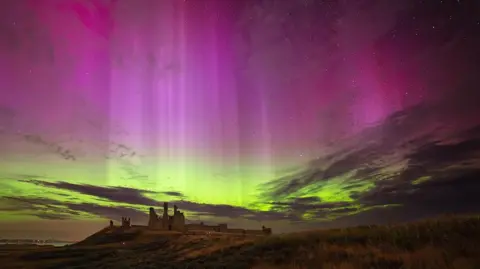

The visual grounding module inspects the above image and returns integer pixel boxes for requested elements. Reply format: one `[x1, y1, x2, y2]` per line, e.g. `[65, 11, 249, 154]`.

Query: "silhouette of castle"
[108, 202, 272, 236]
[148, 202, 185, 231]
[121, 217, 131, 228]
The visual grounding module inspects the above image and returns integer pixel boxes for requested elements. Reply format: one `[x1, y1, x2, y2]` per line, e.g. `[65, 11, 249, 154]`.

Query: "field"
[1, 215, 479, 269]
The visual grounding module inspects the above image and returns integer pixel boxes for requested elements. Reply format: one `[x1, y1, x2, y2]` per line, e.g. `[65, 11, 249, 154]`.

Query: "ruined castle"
[121, 217, 131, 228]
[110, 202, 272, 236]
[148, 202, 185, 232]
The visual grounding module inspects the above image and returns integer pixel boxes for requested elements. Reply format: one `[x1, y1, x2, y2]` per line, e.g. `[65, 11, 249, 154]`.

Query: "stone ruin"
[262, 225, 272, 235]
[111, 202, 272, 236]
[148, 202, 186, 232]
[121, 217, 131, 228]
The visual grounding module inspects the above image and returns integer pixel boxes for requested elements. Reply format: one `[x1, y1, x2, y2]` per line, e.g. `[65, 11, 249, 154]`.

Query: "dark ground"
[1, 215, 479, 269]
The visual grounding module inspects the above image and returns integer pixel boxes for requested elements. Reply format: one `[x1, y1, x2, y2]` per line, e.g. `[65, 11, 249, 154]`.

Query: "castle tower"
[171, 205, 185, 231]
[148, 207, 158, 228]
[163, 202, 168, 214]
[162, 202, 169, 229]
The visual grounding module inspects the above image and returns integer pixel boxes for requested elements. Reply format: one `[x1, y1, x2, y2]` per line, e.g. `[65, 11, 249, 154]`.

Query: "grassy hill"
[1, 215, 480, 269]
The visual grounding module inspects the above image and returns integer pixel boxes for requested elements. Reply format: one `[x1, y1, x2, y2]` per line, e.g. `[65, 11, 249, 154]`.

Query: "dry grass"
[245, 216, 480, 269]
[176, 235, 256, 259]
[1, 215, 479, 268]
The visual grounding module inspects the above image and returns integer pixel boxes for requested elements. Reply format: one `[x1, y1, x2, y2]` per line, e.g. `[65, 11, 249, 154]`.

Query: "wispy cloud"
[254, 102, 480, 223]
[21, 180, 165, 206]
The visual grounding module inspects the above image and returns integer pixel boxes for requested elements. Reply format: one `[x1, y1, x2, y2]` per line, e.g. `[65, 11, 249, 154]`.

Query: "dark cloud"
[0, 197, 38, 211]
[171, 200, 291, 222]
[0, 196, 83, 220]
[257, 100, 480, 223]
[67, 203, 148, 223]
[0, 196, 62, 210]
[259, 105, 443, 203]
[163, 191, 184, 197]
[407, 139, 480, 167]
[31, 213, 73, 221]
[0, 195, 148, 222]
[21, 179, 179, 206]
[293, 196, 322, 204]
[359, 170, 480, 209]
[331, 173, 480, 227]
[262, 169, 325, 199]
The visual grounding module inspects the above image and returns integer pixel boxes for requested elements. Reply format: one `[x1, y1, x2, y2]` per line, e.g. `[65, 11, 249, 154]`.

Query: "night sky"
[0, 0, 479, 241]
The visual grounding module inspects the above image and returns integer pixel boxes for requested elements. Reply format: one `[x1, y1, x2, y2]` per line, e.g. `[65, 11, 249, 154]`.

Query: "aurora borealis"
[1, 0, 480, 241]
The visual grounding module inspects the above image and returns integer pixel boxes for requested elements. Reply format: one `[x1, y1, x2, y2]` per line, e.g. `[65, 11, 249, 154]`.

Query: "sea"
[0, 241, 72, 247]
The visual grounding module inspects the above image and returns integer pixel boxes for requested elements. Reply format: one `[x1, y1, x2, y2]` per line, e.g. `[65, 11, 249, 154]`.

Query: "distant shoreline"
[0, 242, 71, 247]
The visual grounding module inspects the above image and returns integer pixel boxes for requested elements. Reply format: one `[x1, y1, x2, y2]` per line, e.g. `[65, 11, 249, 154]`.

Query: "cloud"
[31, 213, 73, 220]
[256, 102, 480, 223]
[0, 197, 39, 212]
[0, 196, 84, 220]
[359, 169, 480, 211]
[163, 191, 184, 197]
[21, 179, 174, 206]
[171, 200, 292, 222]
[0, 195, 148, 222]
[2, 179, 293, 223]
[67, 203, 148, 222]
